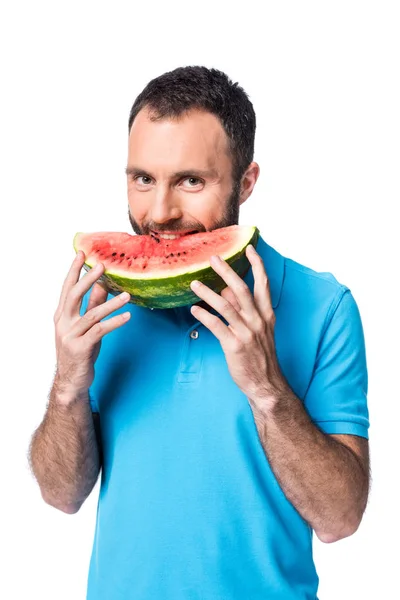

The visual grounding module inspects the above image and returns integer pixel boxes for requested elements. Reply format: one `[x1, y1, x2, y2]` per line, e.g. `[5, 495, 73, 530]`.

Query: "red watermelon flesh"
[73, 225, 259, 308]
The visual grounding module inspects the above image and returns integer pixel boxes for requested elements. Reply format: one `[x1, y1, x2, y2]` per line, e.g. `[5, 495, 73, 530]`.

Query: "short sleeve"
[79, 285, 99, 413]
[304, 289, 370, 439]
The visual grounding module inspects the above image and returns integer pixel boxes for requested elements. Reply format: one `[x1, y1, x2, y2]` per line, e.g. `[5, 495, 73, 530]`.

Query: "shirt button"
[190, 330, 199, 339]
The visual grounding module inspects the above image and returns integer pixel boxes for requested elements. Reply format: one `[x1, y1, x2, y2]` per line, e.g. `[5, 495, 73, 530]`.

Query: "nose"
[150, 185, 183, 224]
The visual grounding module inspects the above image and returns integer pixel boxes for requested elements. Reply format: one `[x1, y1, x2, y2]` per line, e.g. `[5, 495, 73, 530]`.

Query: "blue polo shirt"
[80, 234, 369, 600]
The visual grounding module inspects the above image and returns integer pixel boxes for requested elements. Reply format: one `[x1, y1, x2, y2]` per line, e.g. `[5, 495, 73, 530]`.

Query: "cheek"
[198, 187, 230, 217]
[127, 188, 148, 219]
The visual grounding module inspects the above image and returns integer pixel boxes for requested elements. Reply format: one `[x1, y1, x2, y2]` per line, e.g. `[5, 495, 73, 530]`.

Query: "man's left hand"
[190, 244, 290, 412]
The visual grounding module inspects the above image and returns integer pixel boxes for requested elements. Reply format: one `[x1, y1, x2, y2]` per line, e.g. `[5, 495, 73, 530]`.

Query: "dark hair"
[128, 66, 256, 183]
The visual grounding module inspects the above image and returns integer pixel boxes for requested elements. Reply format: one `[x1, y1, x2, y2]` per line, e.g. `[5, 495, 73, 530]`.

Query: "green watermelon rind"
[75, 226, 260, 309]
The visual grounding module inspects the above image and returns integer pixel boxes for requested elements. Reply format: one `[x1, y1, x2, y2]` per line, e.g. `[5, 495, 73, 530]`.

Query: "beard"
[128, 180, 241, 236]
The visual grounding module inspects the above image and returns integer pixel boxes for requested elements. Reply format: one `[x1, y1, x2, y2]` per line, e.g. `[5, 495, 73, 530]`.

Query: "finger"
[190, 304, 233, 347]
[190, 280, 248, 336]
[86, 282, 109, 313]
[63, 262, 105, 318]
[209, 255, 257, 316]
[220, 286, 242, 313]
[72, 291, 131, 337]
[54, 251, 86, 320]
[84, 309, 131, 346]
[246, 245, 274, 320]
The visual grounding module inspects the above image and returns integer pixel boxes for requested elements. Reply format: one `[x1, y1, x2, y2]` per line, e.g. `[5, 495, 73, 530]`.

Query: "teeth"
[155, 232, 194, 240]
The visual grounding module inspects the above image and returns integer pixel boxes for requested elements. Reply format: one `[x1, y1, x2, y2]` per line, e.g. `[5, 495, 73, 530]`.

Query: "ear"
[239, 162, 260, 206]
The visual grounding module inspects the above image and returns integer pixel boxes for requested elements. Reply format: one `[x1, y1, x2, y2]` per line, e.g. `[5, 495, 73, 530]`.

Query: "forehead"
[128, 107, 231, 170]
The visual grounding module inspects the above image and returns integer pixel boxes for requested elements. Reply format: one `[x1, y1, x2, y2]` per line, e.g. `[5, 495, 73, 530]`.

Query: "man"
[29, 66, 370, 599]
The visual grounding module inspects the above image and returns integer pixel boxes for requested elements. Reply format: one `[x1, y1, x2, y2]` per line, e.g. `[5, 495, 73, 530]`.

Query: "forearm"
[29, 376, 100, 513]
[249, 389, 369, 542]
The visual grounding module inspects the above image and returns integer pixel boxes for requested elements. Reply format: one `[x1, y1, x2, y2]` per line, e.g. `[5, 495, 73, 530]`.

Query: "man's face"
[126, 107, 241, 240]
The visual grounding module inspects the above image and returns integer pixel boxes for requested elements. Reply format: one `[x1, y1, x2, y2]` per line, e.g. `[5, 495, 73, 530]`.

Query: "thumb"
[86, 282, 109, 314]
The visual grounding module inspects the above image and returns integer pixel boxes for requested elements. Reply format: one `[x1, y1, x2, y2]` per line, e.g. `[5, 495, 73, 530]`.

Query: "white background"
[1, 1, 399, 598]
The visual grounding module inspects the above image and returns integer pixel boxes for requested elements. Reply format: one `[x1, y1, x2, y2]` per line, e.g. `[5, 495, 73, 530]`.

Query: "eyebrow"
[125, 166, 219, 180]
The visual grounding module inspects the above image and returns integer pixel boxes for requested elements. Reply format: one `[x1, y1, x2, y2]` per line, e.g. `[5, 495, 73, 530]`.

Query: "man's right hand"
[53, 251, 131, 399]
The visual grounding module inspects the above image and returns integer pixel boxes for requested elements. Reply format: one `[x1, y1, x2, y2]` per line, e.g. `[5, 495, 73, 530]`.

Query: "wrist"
[53, 373, 89, 407]
[248, 380, 295, 418]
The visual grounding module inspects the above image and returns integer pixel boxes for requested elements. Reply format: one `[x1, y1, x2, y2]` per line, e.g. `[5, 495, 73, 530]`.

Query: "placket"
[177, 321, 203, 384]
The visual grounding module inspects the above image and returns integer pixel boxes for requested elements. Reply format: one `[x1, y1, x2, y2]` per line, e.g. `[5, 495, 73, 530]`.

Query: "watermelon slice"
[73, 225, 259, 309]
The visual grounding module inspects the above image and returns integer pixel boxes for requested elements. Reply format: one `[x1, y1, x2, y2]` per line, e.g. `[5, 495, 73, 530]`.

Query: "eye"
[135, 175, 153, 186]
[182, 177, 203, 188]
